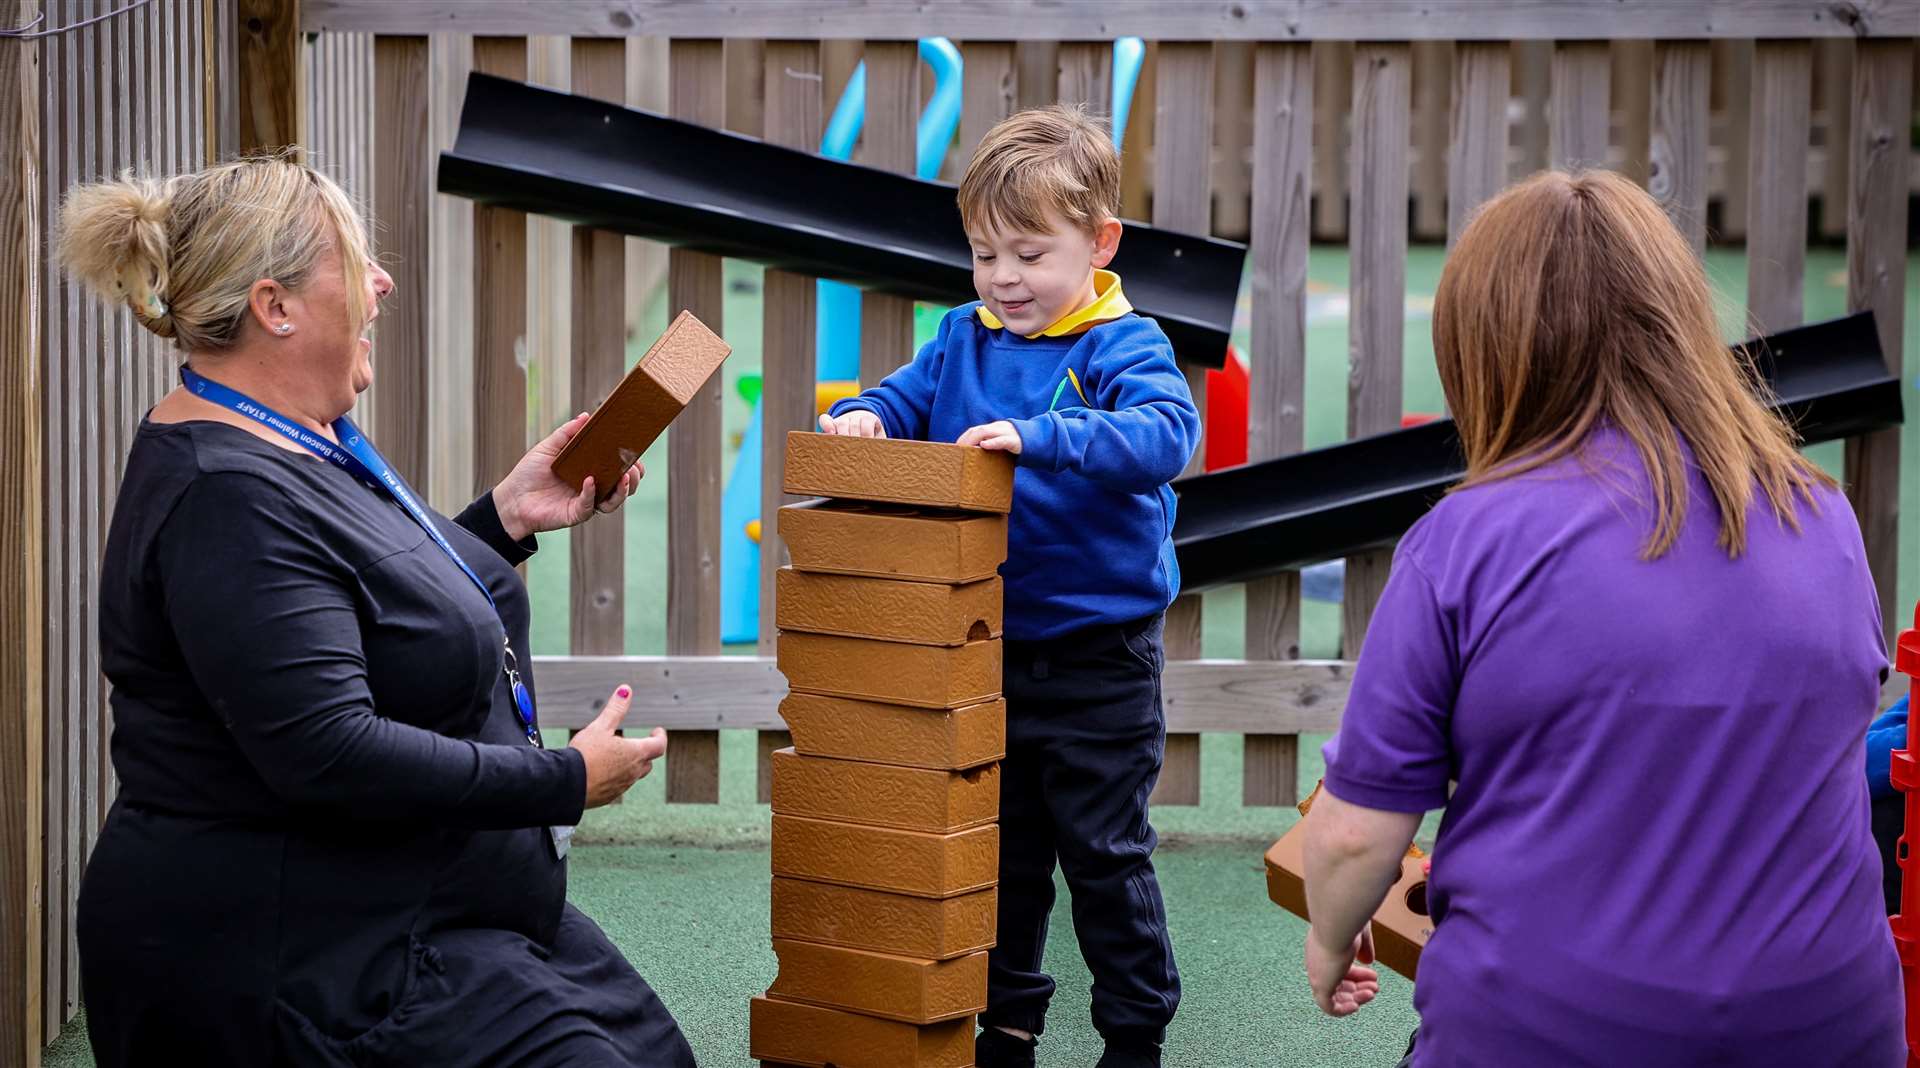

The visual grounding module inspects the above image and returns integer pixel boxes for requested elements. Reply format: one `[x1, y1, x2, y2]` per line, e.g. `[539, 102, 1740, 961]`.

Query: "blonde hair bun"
[59, 175, 177, 338]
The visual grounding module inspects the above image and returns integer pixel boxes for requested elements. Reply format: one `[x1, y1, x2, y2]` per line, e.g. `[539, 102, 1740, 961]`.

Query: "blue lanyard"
[180, 366, 541, 745]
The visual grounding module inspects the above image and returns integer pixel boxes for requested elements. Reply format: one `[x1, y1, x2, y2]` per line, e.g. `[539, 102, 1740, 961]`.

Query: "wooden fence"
[3, 1, 1916, 1061]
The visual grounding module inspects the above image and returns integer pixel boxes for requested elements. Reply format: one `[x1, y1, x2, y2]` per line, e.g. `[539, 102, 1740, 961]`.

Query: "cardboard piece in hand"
[551, 310, 731, 499]
[1263, 780, 1431, 980]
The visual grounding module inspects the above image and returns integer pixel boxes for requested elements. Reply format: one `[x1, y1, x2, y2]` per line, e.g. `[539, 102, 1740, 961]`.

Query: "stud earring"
[277, 324, 294, 334]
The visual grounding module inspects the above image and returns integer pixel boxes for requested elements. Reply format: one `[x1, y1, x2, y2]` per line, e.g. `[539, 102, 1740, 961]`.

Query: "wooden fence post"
[664, 37, 726, 804]
[1, 8, 45, 1062]
[370, 34, 431, 487]
[1242, 41, 1311, 806]
[757, 39, 822, 800]
[237, 0, 302, 154]
[1746, 40, 1811, 336]
[1342, 44, 1410, 657]
[568, 37, 628, 663]
[470, 36, 528, 509]
[1844, 40, 1911, 667]
[859, 40, 918, 386]
[1150, 41, 1213, 806]
[1551, 41, 1611, 170]
[1652, 40, 1711, 256]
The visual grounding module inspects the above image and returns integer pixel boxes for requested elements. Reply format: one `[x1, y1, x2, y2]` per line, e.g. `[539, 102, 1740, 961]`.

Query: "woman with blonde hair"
[65, 157, 696, 1066]
[1299, 170, 1900, 1065]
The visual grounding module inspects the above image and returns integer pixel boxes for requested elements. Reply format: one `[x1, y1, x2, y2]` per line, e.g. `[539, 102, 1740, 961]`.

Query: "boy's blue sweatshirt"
[829, 303, 1199, 641]
[1867, 694, 1911, 800]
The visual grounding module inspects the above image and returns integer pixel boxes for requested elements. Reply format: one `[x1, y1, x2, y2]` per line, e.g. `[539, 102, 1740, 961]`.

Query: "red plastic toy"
[1890, 601, 1920, 1067]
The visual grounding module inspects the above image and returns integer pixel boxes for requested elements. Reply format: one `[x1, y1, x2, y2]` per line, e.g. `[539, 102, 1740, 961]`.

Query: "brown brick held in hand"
[551, 310, 730, 498]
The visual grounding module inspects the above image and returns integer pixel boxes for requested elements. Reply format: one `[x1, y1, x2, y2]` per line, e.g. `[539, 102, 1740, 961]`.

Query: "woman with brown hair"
[63, 157, 696, 1066]
[1298, 170, 1900, 1065]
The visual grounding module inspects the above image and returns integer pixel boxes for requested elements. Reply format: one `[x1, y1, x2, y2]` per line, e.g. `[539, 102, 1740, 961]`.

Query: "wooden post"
[237, 0, 303, 155]
[1150, 41, 1212, 806]
[1056, 40, 1110, 113]
[427, 33, 475, 514]
[1448, 43, 1511, 245]
[1719, 39, 1753, 240]
[1310, 40, 1351, 241]
[1844, 40, 1911, 661]
[758, 39, 822, 798]
[470, 37, 529, 507]
[664, 38, 726, 804]
[40, 1, 71, 1038]
[370, 35, 430, 488]
[569, 38, 627, 661]
[960, 41, 1016, 160]
[1817, 39, 1853, 240]
[1513, 39, 1551, 179]
[1, 7, 45, 1061]
[1652, 41, 1711, 257]
[1015, 40, 1059, 111]
[1211, 41, 1254, 241]
[1745, 40, 1811, 336]
[1410, 41, 1451, 242]
[1616, 39, 1654, 187]
[1343, 44, 1410, 657]
[860, 40, 918, 386]
[1551, 41, 1611, 170]
[1243, 42, 1311, 807]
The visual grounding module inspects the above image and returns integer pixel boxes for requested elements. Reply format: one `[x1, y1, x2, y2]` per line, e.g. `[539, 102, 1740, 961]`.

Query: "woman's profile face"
[293, 240, 393, 410]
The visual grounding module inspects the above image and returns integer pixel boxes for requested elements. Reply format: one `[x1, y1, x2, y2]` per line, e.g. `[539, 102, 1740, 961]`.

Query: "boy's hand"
[957, 421, 1022, 455]
[818, 411, 886, 438]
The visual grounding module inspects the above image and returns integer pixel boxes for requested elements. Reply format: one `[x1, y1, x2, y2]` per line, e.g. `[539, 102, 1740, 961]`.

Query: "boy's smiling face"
[968, 208, 1122, 335]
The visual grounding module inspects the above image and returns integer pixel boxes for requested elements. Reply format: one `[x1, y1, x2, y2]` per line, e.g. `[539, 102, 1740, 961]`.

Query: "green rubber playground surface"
[42, 245, 1918, 1067]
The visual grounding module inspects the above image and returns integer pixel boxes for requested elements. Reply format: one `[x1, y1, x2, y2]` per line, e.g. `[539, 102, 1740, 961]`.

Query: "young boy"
[819, 104, 1198, 1068]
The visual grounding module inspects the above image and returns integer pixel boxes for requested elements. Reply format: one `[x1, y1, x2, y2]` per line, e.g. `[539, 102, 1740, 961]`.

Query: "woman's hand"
[568, 684, 668, 809]
[493, 413, 644, 541]
[1306, 924, 1379, 1017]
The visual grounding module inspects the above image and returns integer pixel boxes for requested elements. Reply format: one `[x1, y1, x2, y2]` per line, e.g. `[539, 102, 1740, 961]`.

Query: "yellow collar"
[976, 270, 1133, 338]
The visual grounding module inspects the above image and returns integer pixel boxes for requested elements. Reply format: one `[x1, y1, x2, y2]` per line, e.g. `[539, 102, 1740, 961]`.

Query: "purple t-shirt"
[1323, 430, 1901, 1067]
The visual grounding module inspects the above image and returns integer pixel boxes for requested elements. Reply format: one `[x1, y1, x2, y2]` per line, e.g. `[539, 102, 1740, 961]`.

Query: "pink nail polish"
[616, 685, 631, 699]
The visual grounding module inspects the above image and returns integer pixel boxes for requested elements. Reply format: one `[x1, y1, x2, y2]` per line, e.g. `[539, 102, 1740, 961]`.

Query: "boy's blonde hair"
[957, 104, 1121, 237]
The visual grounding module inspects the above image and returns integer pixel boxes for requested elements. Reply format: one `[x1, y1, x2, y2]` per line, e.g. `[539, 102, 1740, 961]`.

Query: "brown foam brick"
[552, 310, 730, 497]
[779, 693, 1005, 770]
[784, 430, 1015, 513]
[775, 566, 1003, 646]
[1263, 781, 1430, 980]
[772, 815, 998, 898]
[769, 939, 987, 1024]
[771, 877, 996, 960]
[778, 632, 1001, 709]
[771, 748, 999, 833]
[748, 996, 973, 1068]
[779, 499, 1007, 584]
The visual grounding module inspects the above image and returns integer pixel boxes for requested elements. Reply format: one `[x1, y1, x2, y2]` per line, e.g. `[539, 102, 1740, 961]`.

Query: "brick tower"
[748, 430, 1014, 1068]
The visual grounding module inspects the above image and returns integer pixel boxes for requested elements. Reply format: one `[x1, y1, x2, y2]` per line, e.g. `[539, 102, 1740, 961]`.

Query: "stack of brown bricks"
[750, 431, 1016, 1068]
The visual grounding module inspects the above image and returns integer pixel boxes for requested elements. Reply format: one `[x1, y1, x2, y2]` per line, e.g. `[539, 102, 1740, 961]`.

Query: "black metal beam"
[1173, 312, 1904, 591]
[437, 73, 1246, 368]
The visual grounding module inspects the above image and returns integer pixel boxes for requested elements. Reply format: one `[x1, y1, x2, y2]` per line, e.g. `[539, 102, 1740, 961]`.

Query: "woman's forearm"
[1302, 789, 1422, 951]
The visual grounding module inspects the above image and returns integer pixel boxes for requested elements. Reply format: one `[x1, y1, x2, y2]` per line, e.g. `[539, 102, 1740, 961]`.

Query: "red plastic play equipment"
[1201, 344, 1442, 472]
[1891, 601, 1920, 1067]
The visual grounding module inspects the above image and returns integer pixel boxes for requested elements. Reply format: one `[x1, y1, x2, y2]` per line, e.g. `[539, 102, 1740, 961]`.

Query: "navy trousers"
[983, 613, 1181, 1046]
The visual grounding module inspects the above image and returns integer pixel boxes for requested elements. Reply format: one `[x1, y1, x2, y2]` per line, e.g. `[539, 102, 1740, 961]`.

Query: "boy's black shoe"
[1095, 1041, 1163, 1068]
[975, 1026, 1038, 1068]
